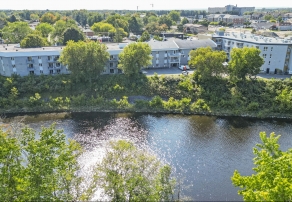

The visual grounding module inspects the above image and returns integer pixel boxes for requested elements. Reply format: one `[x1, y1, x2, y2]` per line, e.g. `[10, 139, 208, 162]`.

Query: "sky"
[1, 0, 292, 10]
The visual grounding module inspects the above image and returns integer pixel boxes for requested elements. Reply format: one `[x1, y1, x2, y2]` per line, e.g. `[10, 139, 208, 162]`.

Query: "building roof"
[174, 38, 217, 49]
[147, 39, 179, 51]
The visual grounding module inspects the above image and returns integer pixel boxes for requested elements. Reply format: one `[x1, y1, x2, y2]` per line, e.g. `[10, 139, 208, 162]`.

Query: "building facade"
[208, 5, 255, 16]
[212, 31, 292, 74]
[0, 39, 217, 77]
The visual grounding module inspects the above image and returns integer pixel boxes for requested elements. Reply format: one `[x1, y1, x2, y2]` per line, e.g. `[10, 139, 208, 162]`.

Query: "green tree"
[118, 42, 152, 76]
[0, 124, 91, 201]
[189, 47, 227, 79]
[2, 21, 32, 43]
[168, 10, 181, 22]
[87, 13, 103, 27]
[8, 14, 17, 23]
[181, 17, 189, 25]
[20, 33, 49, 48]
[40, 12, 57, 24]
[73, 9, 88, 27]
[63, 27, 85, 44]
[228, 47, 264, 81]
[35, 22, 54, 38]
[30, 13, 39, 22]
[138, 30, 150, 42]
[52, 19, 78, 44]
[128, 16, 142, 33]
[91, 140, 176, 201]
[91, 22, 116, 35]
[59, 40, 109, 84]
[158, 15, 174, 28]
[232, 132, 292, 201]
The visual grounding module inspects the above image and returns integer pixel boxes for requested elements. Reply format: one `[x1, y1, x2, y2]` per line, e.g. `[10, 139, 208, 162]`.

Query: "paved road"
[142, 67, 292, 79]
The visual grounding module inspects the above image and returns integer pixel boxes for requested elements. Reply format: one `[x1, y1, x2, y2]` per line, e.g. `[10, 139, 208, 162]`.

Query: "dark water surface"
[3, 112, 292, 201]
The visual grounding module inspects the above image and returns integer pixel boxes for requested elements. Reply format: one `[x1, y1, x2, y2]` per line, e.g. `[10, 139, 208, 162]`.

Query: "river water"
[3, 112, 292, 201]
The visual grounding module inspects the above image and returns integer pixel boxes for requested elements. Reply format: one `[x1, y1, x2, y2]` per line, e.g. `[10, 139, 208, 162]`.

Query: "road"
[142, 67, 292, 79]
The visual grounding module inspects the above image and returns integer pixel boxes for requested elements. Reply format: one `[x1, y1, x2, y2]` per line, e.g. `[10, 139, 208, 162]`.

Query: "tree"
[52, 19, 78, 44]
[35, 22, 54, 38]
[168, 11, 181, 22]
[228, 47, 264, 81]
[91, 22, 116, 35]
[232, 132, 292, 201]
[8, 14, 17, 23]
[158, 15, 174, 28]
[63, 27, 85, 44]
[118, 42, 152, 76]
[2, 21, 32, 43]
[128, 16, 142, 33]
[87, 13, 103, 27]
[20, 33, 49, 48]
[59, 40, 109, 84]
[91, 140, 175, 201]
[189, 47, 227, 79]
[40, 12, 57, 24]
[30, 13, 39, 22]
[181, 17, 189, 25]
[0, 124, 92, 201]
[73, 9, 88, 27]
[113, 27, 127, 43]
[138, 31, 150, 42]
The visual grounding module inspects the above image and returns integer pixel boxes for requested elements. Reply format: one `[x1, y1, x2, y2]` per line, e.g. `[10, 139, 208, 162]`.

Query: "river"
[2, 112, 292, 201]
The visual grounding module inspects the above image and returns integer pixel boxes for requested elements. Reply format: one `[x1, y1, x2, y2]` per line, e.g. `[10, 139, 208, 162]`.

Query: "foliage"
[128, 16, 142, 33]
[231, 132, 292, 201]
[40, 12, 58, 24]
[20, 33, 49, 48]
[52, 19, 78, 44]
[91, 140, 176, 201]
[91, 22, 116, 35]
[59, 40, 109, 84]
[158, 15, 174, 28]
[35, 22, 55, 38]
[189, 47, 227, 79]
[229, 47, 264, 81]
[118, 42, 152, 76]
[138, 31, 150, 42]
[181, 17, 189, 25]
[0, 124, 91, 201]
[2, 21, 32, 43]
[63, 27, 85, 44]
[87, 13, 103, 27]
[168, 11, 181, 22]
[153, 35, 163, 41]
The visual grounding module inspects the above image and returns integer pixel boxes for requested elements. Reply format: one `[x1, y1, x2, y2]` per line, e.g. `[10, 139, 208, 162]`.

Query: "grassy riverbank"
[1, 73, 292, 119]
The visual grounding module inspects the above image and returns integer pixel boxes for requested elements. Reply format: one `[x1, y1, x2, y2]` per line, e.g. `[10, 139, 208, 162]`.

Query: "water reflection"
[2, 112, 292, 201]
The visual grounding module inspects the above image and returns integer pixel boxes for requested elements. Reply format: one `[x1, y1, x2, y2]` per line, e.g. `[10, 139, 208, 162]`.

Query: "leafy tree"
[30, 13, 39, 22]
[91, 140, 175, 201]
[189, 47, 227, 79]
[59, 40, 109, 84]
[158, 15, 174, 28]
[177, 24, 184, 32]
[0, 124, 92, 201]
[35, 22, 54, 38]
[181, 17, 189, 25]
[148, 15, 159, 23]
[106, 14, 129, 33]
[52, 19, 78, 44]
[20, 33, 49, 48]
[228, 47, 264, 81]
[73, 9, 88, 27]
[40, 12, 57, 24]
[113, 27, 127, 42]
[2, 21, 32, 43]
[168, 10, 181, 22]
[128, 16, 142, 33]
[232, 132, 292, 201]
[138, 31, 150, 42]
[8, 14, 17, 23]
[91, 22, 116, 35]
[118, 42, 152, 76]
[63, 27, 85, 44]
[87, 13, 103, 27]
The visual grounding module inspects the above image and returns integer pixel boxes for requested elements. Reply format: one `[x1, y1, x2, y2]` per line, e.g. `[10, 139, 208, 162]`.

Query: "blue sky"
[2, 0, 291, 10]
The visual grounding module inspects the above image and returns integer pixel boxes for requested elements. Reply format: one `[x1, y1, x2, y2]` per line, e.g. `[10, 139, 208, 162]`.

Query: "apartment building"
[208, 5, 255, 16]
[0, 39, 217, 77]
[212, 31, 292, 74]
[207, 14, 245, 25]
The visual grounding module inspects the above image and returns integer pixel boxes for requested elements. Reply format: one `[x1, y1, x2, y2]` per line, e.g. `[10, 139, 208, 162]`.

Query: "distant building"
[207, 14, 245, 25]
[183, 24, 208, 34]
[208, 5, 255, 16]
[83, 29, 94, 37]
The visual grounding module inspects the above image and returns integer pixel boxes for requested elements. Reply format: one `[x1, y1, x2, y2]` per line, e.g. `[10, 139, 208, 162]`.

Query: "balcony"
[168, 53, 179, 57]
[26, 59, 34, 63]
[169, 59, 179, 63]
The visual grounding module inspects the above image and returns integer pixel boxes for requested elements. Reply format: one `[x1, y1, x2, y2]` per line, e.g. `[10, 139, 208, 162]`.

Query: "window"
[156, 51, 159, 54]
[156, 58, 159, 61]
[165, 51, 167, 53]
[263, 54, 267, 58]
[27, 57, 32, 61]
[56, 63, 60, 67]
[11, 57, 14, 60]
[40, 70, 43, 74]
[270, 54, 272, 58]
[110, 63, 113, 67]
[38, 56, 41, 59]
[156, 64, 159, 67]
[12, 65, 16, 67]
[48, 56, 52, 61]
[271, 47, 273, 51]
[263, 47, 268, 51]
[48, 63, 53, 68]
[268, 61, 271, 65]
[164, 57, 167, 60]
[110, 69, 114, 73]
[110, 55, 114, 60]
[29, 71, 34, 75]
[28, 64, 33, 68]
[49, 70, 53, 74]
[57, 69, 61, 74]
[39, 63, 42, 66]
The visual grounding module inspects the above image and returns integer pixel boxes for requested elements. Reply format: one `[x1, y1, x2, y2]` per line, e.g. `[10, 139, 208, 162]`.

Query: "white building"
[212, 31, 292, 74]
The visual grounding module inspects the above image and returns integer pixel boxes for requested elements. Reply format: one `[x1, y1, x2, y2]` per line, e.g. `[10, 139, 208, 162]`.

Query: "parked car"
[179, 65, 190, 70]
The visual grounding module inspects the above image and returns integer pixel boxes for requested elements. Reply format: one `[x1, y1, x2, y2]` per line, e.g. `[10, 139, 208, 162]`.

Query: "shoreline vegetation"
[1, 73, 292, 119]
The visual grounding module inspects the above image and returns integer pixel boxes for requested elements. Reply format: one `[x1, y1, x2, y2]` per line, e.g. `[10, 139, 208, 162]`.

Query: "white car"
[179, 65, 190, 70]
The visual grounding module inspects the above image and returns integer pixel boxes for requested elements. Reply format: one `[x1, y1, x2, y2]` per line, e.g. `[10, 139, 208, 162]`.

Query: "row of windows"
[262, 54, 272, 58]
[10, 56, 59, 61]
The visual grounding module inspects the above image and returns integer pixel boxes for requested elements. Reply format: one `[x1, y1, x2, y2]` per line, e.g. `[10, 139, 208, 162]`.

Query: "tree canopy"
[91, 140, 176, 201]
[20, 33, 49, 48]
[189, 47, 227, 79]
[63, 27, 85, 44]
[40, 12, 58, 24]
[138, 31, 150, 42]
[118, 42, 152, 76]
[232, 132, 292, 201]
[168, 11, 181, 22]
[2, 21, 32, 43]
[91, 22, 116, 34]
[59, 40, 109, 84]
[35, 22, 54, 38]
[228, 47, 264, 81]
